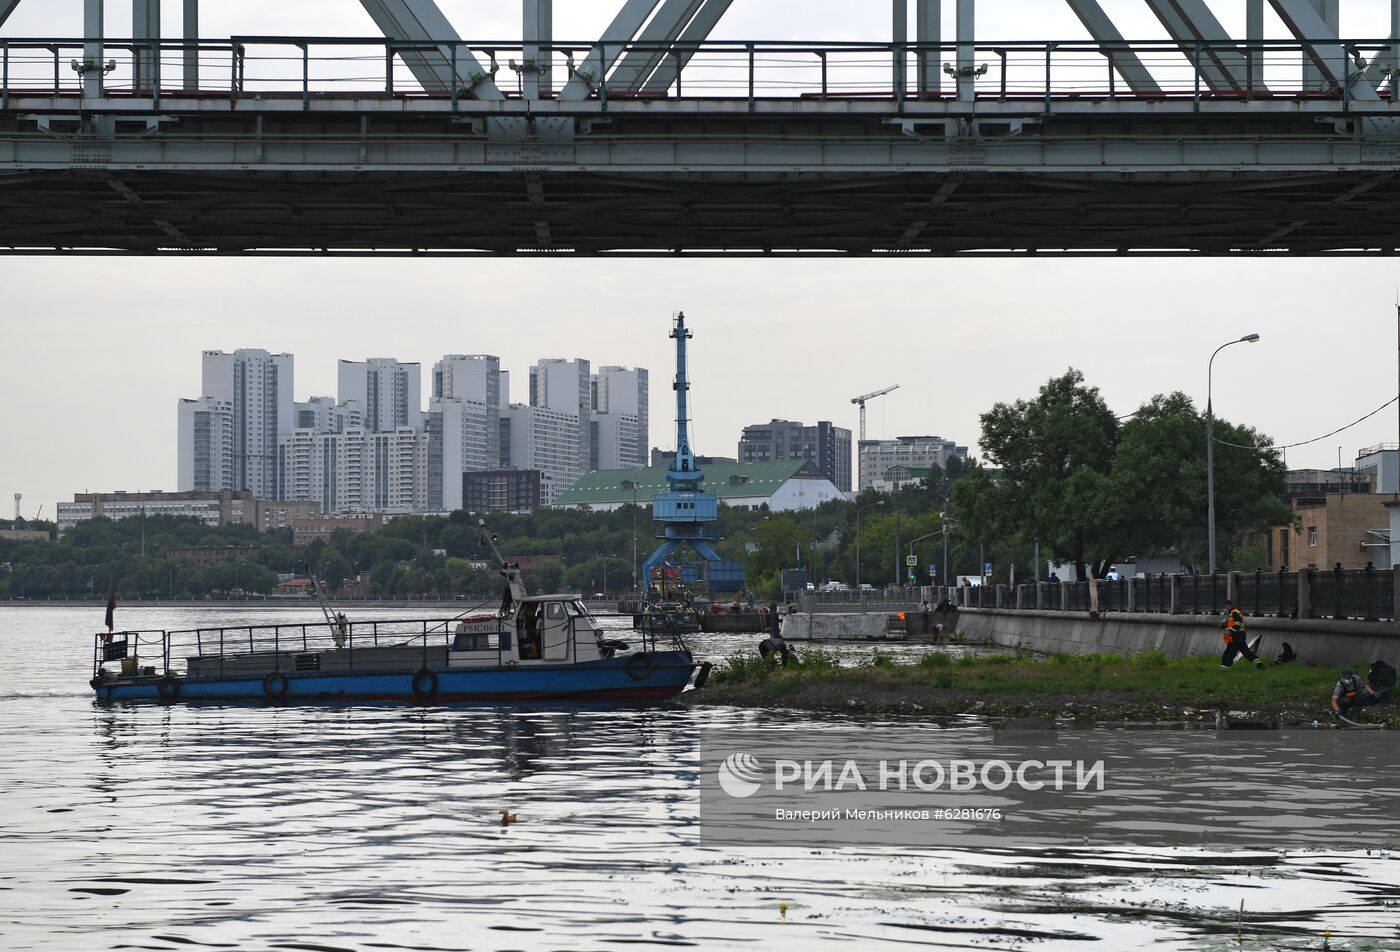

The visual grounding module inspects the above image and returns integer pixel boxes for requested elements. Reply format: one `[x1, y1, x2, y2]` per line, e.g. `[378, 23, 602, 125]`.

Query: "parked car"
[821, 581, 851, 593]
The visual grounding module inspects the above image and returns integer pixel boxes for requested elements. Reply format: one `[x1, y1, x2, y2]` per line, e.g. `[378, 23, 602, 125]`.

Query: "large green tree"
[952, 369, 1119, 579]
[952, 372, 1289, 579]
[1105, 392, 1287, 571]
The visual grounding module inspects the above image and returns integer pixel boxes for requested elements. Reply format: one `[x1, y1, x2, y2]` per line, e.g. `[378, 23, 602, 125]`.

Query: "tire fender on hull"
[625, 652, 655, 681]
[263, 671, 289, 699]
[412, 667, 439, 700]
[156, 674, 181, 702]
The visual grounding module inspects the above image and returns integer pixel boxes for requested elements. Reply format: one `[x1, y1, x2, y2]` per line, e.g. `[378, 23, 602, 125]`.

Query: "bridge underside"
[3, 99, 1400, 255]
[6, 167, 1400, 256]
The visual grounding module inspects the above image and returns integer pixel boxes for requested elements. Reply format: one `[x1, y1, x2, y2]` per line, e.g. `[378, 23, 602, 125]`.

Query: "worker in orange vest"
[1218, 599, 1264, 670]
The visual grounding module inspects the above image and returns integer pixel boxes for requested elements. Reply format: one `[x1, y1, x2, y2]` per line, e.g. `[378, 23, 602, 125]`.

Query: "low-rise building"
[858, 436, 968, 492]
[57, 490, 319, 534]
[1285, 468, 1373, 499]
[463, 469, 542, 513]
[868, 464, 931, 493]
[737, 419, 852, 492]
[554, 460, 844, 513]
[1356, 443, 1399, 494]
[165, 545, 257, 566]
[291, 514, 385, 547]
[1264, 493, 1392, 571]
[649, 449, 735, 468]
[0, 528, 50, 542]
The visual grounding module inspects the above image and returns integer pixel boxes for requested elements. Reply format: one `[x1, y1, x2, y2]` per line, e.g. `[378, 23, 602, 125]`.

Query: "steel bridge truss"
[1, 0, 1400, 255]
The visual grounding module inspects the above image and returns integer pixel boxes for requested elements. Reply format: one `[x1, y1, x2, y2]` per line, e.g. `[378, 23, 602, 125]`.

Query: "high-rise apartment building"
[857, 435, 968, 492]
[294, 396, 363, 433]
[530, 358, 591, 476]
[177, 397, 234, 492]
[434, 354, 502, 407]
[504, 403, 582, 505]
[591, 365, 649, 468]
[189, 348, 294, 498]
[427, 396, 495, 511]
[429, 355, 504, 501]
[738, 419, 852, 493]
[279, 426, 427, 514]
[338, 358, 422, 432]
[591, 412, 642, 471]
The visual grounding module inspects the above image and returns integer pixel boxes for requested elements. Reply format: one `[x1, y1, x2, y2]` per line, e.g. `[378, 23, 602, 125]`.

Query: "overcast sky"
[3, 2, 1400, 514]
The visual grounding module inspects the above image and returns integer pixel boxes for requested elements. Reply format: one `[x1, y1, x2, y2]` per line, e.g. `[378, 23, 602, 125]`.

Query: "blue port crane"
[639, 312, 727, 589]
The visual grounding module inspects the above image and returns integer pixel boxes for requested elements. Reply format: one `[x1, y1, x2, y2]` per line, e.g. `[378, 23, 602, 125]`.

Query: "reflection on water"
[1, 607, 1398, 951]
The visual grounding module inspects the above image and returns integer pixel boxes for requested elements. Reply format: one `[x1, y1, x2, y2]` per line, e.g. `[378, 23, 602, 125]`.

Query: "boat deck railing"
[92, 609, 691, 679]
[91, 616, 504, 678]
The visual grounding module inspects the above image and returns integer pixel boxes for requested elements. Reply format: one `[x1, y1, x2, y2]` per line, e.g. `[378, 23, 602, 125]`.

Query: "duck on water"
[90, 523, 710, 705]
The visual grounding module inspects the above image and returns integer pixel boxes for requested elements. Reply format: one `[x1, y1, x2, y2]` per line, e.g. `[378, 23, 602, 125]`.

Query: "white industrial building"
[555, 460, 843, 513]
[1357, 444, 1399, 495]
[858, 435, 969, 492]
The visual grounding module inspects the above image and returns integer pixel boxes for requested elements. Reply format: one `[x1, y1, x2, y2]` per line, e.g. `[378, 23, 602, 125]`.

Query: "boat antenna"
[306, 568, 340, 632]
[479, 517, 528, 606]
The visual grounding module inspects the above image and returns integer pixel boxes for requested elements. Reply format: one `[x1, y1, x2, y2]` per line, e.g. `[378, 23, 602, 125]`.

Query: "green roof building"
[554, 459, 845, 512]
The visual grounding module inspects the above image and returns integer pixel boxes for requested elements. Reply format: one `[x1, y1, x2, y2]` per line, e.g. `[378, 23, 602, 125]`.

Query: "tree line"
[0, 368, 1289, 598]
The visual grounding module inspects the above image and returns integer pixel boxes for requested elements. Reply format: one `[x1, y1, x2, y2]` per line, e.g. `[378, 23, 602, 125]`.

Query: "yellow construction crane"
[851, 385, 899, 441]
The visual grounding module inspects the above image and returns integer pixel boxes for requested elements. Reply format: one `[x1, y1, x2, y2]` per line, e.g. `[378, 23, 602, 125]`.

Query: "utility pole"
[855, 500, 885, 590]
[894, 511, 901, 587]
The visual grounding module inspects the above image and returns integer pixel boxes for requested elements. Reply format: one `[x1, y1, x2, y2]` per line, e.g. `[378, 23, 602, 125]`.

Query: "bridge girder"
[0, 97, 1399, 256]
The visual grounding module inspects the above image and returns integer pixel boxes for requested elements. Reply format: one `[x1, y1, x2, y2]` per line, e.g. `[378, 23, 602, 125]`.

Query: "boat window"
[545, 602, 566, 621]
[566, 600, 587, 617]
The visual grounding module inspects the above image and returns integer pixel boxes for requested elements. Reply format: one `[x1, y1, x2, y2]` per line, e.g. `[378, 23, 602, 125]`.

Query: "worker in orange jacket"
[1219, 599, 1264, 670]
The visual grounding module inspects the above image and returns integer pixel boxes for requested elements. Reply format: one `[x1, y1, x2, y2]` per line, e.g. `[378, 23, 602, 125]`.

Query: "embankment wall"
[957, 608, 1399, 668]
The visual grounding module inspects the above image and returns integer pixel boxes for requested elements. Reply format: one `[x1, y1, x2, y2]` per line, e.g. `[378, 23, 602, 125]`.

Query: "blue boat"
[91, 550, 708, 705]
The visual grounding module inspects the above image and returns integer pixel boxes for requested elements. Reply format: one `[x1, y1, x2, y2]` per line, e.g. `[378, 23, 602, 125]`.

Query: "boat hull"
[92, 651, 697, 705]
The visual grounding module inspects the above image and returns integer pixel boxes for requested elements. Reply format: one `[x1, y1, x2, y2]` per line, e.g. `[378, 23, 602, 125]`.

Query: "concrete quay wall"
[957, 608, 1399, 669]
[781, 613, 902, 641]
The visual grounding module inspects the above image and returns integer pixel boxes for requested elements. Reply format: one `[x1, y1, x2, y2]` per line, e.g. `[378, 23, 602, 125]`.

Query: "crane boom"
[851, 384, 900, 442]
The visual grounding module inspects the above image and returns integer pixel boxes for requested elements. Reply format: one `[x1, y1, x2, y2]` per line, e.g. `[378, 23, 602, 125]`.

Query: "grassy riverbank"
[686, 647, 1399, 725]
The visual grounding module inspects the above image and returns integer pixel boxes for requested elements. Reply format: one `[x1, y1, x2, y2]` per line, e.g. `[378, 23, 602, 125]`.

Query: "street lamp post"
[937, 512, 959, 587]
[908, 530, 940, 587]
[855, 500, 885, 591]
[621, 480, 640, 592]
[1206, 332, 1261, 575]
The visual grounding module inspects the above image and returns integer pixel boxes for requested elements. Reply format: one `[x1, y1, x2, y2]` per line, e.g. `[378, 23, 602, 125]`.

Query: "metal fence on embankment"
[937, 566, 1397, 623]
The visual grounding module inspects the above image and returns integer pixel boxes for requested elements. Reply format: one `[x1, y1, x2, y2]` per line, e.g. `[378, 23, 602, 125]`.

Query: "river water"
[1, 605, 1397, 951]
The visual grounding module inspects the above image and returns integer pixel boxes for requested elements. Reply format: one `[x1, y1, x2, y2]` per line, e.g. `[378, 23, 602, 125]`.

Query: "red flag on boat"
[104, 586, 116, 634]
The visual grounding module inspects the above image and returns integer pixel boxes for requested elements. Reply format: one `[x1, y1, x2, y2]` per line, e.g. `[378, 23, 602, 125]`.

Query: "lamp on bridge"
[1206, 332, 1261, 575]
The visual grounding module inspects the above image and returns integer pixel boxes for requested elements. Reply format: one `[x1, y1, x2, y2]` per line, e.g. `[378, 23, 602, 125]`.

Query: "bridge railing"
[1, 37, 1396, 109]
